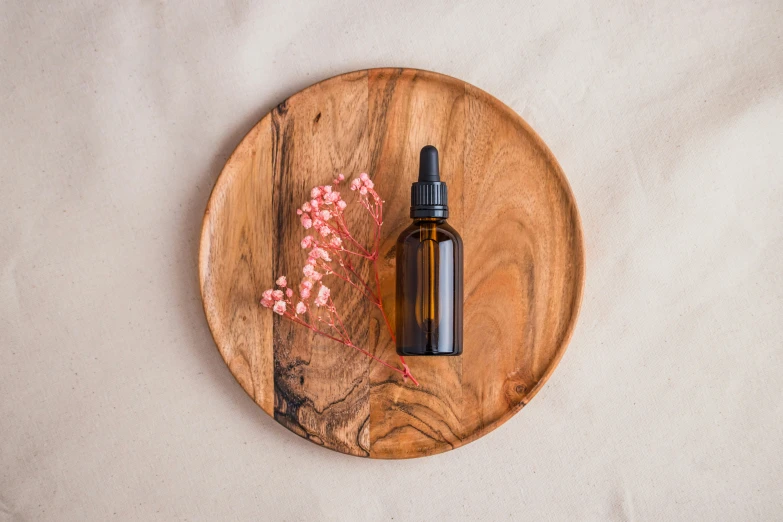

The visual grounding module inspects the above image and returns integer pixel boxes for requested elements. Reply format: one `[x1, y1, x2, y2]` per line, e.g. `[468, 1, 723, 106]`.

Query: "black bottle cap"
[411, 145, 448, 218]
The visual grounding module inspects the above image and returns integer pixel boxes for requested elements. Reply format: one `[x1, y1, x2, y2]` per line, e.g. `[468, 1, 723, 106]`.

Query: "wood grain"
[199, 68, 584, 459]
[270, 71, 371, 456]
[367, 69, 466, 458]
[200, 121, 274, 415]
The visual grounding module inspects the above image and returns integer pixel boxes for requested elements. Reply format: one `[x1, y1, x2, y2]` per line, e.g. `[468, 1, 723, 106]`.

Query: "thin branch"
[264, 177, 418, 385]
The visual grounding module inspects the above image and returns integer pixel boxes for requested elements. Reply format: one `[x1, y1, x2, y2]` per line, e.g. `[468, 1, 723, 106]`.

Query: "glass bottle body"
[395, 218, 463, 356]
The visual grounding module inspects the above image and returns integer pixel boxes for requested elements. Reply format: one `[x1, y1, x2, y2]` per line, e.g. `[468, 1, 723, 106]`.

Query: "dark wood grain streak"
[270, 72, 372, 457]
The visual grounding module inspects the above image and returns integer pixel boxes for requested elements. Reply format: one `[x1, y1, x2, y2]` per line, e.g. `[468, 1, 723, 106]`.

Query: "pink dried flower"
[314, 285, 330, 307]
[262, 174, 418, 386]
[311, 247, 331, 261]
[303, 264, 321, 280]
[260, 289, 274, 307]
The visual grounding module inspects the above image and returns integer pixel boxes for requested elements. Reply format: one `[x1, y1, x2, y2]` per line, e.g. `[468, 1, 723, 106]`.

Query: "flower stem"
[267, 177, 418, 385]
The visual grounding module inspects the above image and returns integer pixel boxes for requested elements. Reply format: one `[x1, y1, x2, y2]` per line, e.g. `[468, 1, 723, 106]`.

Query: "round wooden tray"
[199, 68, 584, 459]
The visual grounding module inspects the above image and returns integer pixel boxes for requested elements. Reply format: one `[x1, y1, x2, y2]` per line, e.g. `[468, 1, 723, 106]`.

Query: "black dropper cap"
[410, 145, 448, 218]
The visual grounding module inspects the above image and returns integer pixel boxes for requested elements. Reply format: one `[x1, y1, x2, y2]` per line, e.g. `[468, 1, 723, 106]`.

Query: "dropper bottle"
[395, 145, 463, 356]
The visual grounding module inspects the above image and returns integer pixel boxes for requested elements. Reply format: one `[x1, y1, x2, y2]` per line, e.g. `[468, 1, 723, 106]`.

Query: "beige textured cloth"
[1, 1, 781, 520]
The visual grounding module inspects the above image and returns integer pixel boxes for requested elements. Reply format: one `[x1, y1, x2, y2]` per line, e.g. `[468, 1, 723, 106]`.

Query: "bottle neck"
[413, 217, 446, 225]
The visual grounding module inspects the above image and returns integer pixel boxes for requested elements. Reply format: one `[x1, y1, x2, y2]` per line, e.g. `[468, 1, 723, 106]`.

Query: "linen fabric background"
[1, 1, 781, 520]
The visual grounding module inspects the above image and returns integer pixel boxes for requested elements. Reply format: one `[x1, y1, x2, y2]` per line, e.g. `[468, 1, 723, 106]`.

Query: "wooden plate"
[199, 68, 584, 459]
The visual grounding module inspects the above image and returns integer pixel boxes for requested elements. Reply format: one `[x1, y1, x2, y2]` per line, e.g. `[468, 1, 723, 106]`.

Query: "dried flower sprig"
[261, 173, 418, 386]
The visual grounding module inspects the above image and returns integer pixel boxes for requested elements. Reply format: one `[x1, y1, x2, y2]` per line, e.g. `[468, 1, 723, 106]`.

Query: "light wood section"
[199, 121, 275, 415]
[367, 69, 466, 458]
[459, 84, 584, 444]
[199, 68, 584, 459]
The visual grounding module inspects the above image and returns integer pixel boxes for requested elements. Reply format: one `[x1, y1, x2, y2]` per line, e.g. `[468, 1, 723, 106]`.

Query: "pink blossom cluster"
[260, 173, 363, 327]
[260, 273, 332, 318]
[259, 173, 417, 386]
[296, 173, 347, 236]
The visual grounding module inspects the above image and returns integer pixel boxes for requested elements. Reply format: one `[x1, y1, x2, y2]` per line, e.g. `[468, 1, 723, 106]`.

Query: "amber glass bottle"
[396, 146, 463, 356]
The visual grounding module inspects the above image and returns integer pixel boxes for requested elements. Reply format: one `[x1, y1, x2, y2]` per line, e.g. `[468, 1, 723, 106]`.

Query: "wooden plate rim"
[198, 67, 585, 457]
